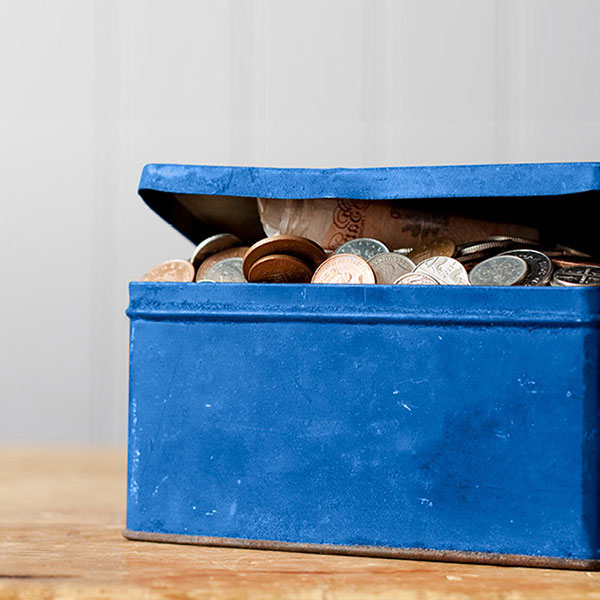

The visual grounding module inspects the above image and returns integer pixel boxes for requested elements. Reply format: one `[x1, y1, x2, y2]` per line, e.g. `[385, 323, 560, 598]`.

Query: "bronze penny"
[551, 255, 600, 269]
[243, 235, 326, 279]
[247, 254, 313, 283]
[311, 254, 375, 284]
[408, 238, 456, 265]
[141, 259, 195, 282]
[553, 244, 592, 258]
[196, 247, 249, 281]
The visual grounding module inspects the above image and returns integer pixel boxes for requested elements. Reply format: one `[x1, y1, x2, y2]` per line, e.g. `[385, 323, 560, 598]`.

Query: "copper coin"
[554, 244, 592, 258]
[196, 247, 249, 281]
[190, 233, 243, 268]
[408, 238, 456, 265]
[141, 259, 195, 282]
[551, 255, 600, 269]
[311, 254, 375, 284]
[394, 272, 439, 285]
[247, 254, 313, 283]
[243, 235, 327, 279]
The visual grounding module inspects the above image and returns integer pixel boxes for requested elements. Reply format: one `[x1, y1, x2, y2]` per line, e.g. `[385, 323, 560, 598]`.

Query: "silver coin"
[456, 239, 514, 257]
[457, 250, 497, 265]
[393, 247, 414, 255]
[190, 233, 243, 268]
[202, 257, 246, 282]
[367, 253, 416, 284]
[499, 249, 553, 286]
[394, 272, 439, 285]
[469, 255, 529, 286]
[334, 238, 389, 261]
[414, 256, 470, 286]
[552, 266, 600, 287]
[487, 235, 542, 247]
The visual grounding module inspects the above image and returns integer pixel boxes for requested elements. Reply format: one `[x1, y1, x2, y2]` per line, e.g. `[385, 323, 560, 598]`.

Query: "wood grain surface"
[1, 448, 599, 599]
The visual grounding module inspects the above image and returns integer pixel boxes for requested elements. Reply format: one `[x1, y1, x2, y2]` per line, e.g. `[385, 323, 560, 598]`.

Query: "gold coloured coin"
[141, 259, 195, 282]
[408, 238, 456, 265]
[311, 254, 375, 284]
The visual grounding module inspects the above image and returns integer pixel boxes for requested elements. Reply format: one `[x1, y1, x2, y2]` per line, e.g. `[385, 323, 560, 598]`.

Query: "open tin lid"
[139, 162, 600, 248]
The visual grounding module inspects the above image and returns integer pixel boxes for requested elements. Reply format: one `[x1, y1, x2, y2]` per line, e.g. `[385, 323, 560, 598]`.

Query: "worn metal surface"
[126, 282, 600, 568]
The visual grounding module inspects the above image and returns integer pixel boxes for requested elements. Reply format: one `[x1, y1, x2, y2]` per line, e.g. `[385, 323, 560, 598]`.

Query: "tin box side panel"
[126, 284, 600, 562]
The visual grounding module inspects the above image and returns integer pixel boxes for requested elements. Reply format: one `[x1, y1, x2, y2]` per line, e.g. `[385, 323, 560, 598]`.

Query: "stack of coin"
[139, 233, 600, 287]
[242, 235, 327, 283]
[192, 234, 248, 283]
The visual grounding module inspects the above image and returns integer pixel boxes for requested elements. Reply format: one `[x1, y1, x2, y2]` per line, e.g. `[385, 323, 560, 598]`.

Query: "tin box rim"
[127, 281, 600, 326]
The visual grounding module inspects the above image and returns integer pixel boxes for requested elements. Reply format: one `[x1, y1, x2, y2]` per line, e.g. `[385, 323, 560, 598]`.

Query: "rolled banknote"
[257, 198, 539, 251]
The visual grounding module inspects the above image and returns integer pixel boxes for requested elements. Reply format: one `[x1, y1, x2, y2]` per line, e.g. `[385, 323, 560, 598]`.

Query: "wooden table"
[1, 448, 599, 599]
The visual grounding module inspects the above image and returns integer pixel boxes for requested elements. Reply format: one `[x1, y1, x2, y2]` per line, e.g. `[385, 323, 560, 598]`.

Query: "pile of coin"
[140, 232, 600, 287]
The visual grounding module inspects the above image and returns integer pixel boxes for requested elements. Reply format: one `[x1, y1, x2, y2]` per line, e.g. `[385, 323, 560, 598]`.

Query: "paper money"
[257, 198, 540, 251]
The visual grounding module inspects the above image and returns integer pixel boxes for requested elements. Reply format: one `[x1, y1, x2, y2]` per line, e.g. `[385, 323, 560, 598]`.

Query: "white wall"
[1, 0, 599, 444]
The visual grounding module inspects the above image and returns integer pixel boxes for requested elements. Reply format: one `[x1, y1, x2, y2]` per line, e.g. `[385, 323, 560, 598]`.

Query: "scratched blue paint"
[126, 284, 600, 562]
[127, 163, 600, 565]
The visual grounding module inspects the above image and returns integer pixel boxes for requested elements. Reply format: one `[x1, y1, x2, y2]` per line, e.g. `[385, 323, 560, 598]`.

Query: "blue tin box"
[125, 163, 600, 569]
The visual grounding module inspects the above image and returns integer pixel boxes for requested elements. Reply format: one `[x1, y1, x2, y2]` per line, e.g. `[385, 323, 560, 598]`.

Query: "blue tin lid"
[138, 162, 600, 244]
